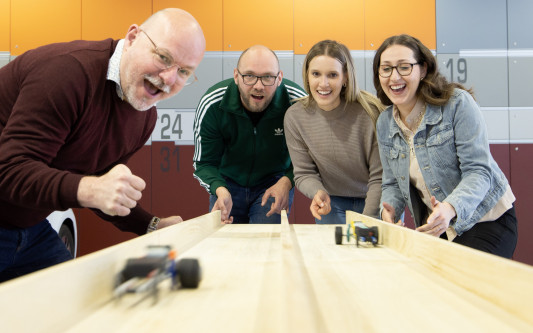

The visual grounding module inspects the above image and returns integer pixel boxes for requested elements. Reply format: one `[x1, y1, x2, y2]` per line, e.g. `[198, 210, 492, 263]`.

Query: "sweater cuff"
[210, 180, 228, 196]
[92, 205, 152, 235]
[59, 173, 85, 209]
[284, 169, 295, 188]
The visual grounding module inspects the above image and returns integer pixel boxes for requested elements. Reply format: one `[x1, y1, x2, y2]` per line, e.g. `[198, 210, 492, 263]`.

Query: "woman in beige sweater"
[284, 40, 384, 224]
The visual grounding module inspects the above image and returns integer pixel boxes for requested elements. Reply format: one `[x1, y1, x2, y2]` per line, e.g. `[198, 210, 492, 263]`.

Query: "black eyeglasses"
[237, 70, 279, 86]
[139, 29, 197, 86]
[378, 63, 419, 78]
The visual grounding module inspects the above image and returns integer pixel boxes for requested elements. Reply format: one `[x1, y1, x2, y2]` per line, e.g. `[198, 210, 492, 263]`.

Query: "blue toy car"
[335, 221, 378, 247]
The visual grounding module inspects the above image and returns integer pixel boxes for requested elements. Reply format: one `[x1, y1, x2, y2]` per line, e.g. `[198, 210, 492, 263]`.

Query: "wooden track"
[1, 211, 532, 332]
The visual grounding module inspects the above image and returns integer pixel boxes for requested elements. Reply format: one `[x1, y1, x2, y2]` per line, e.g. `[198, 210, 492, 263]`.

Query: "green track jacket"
[193, 78, 306, 195]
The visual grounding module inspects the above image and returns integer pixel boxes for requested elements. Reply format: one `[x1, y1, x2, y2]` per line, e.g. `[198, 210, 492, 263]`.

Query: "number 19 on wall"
[444, 57, 468, 84]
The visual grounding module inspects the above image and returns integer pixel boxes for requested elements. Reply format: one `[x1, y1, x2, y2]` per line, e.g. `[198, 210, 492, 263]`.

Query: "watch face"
[147, 217, 160, 233]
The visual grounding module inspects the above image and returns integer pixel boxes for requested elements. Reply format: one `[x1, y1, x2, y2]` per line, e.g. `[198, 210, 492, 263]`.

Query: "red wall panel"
[510, 144, 533, 265]
[76, 146, 151, 256]
[151, 144, 209, 221]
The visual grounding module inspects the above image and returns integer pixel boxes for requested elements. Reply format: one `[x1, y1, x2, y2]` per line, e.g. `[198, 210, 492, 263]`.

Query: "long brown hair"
[372, 34, 473, 106]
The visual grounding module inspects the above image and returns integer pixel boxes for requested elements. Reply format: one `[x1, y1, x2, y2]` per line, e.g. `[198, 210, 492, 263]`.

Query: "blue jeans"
[209, 175, 294, 224]
[0, 219, 73, 282]
[316, 196, 365, 224]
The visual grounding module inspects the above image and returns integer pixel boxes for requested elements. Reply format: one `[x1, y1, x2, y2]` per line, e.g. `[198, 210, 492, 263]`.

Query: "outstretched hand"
[381, 202, 404, 226]
[157, 216, 184, 229]
[416, 196, 455, 236]
[212, 187, 234, 224]
[261, 176, 292, 217]
[310, 190, 331, 220]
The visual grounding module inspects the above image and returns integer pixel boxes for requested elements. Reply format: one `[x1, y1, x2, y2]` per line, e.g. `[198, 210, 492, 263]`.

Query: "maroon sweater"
[0, 39, 157, 234]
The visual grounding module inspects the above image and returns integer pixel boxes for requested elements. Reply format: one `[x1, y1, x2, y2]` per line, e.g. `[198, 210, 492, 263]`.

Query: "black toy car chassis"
[335, 221, 379, 247]
[113, 245, 201, 303]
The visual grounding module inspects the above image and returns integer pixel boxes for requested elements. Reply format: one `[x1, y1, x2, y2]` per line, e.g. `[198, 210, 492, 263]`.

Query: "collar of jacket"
[387, 102, 443, 139]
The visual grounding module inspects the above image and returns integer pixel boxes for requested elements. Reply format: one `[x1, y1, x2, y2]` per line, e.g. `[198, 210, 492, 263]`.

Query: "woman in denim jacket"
[372, 34, 517, 258]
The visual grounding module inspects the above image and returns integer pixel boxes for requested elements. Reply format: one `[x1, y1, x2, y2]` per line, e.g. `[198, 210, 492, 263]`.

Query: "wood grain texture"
[0, 211, 222, 332]
[347, 210, 533, 329]
[1, 210, 532, 332]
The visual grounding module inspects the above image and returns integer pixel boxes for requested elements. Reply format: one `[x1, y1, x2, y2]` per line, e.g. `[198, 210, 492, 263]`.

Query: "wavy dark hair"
[372, 34, 473, 106]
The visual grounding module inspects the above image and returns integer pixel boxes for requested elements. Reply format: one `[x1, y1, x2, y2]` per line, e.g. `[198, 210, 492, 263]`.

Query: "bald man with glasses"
[0, 8, 205, 281]
[193, 45, 306, 224]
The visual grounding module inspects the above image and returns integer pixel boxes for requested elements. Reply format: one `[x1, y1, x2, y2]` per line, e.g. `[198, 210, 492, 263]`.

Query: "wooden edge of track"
[0, 210, 223, 332]
[346, 210, 533, 326]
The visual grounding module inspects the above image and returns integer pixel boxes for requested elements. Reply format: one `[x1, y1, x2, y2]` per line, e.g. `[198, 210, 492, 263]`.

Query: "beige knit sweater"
[284, 99, 382, 217]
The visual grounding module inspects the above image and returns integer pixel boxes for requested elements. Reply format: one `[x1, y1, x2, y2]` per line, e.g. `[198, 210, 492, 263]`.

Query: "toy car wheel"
[114, 271, 126, 289]
[177, 258, 201, 288]
[371, 226, 379, 246]
[335, 226, 342, 245]
[58, 224, 75, 257]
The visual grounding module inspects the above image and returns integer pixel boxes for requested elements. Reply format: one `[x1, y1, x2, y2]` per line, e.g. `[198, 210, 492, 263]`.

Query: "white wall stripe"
[459, 49, 508, 57]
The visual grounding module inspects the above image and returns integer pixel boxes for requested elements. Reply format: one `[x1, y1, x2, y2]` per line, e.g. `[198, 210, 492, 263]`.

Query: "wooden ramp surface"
[1, 211, 532, 332]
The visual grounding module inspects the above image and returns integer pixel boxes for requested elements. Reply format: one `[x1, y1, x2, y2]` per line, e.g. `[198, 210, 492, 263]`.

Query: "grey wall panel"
[351, 51, 366, 93]
[508, 0, 533, 49]
[436, 54, 508, 107]
[436, 0, 507, 53]
[364, 51, 376, 95]
[0, 52, 9, 68]
[157, 52, 223, 109]
[152, 109, 196, 145]
[278, 52, 295, 82]
[508, 56, 533, 107]
[510, 108, 533, 141]
[222, 52, 239, 80]
[481, 107, 510, 141]
[293, 54, 305, 88]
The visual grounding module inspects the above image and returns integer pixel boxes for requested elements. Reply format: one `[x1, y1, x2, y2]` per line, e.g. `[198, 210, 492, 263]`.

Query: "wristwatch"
[147, 216, 160, 233]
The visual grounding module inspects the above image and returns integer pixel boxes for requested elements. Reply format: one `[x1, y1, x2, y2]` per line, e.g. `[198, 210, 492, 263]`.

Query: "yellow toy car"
[335, 221, 378, 247]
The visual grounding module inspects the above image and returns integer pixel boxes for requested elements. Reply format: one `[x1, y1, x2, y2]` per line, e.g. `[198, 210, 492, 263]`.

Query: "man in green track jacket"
[193, 45, 306, 223]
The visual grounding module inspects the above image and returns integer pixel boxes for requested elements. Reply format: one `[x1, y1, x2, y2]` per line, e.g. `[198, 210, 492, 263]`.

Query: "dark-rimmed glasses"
[237, 69, 279, 86]
[140, 29, 197, 86]
[378, 63, 419, 78]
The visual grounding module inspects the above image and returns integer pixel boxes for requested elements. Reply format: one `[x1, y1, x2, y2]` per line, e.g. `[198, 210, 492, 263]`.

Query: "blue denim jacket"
[376, 89, 509, 235]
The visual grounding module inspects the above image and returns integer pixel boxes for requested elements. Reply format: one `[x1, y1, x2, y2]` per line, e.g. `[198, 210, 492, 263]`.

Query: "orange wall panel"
[11, 0, 81, 55]
[365, 0, 436, 50]
[294, 0, 365, 55]
[223, 0, 293, 51]
[154, 0, 223, 51]
[82, 0, 152, 40]
[0, 0, 10, 51]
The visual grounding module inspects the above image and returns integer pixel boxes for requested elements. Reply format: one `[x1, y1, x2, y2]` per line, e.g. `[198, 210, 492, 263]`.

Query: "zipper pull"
[254, 127, 257, 135]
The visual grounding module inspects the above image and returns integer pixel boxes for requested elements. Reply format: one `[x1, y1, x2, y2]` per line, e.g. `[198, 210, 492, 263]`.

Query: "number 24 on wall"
[160, 113, 182, 140]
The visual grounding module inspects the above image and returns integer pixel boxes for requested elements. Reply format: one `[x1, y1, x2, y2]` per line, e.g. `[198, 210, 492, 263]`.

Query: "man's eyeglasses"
[140, 29, 197, 86]
[378, 63, 419, 78]
[237, 70, 279, 86]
